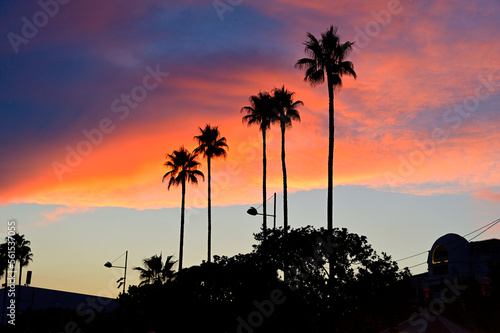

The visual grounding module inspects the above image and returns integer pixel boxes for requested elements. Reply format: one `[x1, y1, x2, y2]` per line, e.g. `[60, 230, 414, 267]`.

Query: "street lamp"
[247, 192, 277, 230]
[104, 250, 128, 294]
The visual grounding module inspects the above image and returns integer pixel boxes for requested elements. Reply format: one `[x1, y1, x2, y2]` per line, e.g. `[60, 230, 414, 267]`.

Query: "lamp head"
[247, 207, 258, 216]
[104, 262, 112, 268]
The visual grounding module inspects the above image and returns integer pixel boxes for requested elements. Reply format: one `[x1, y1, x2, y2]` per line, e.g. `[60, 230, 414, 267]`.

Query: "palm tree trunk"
[281, 123, 289, 282]
[327, 77, 334, 232]
[327, 75, 335, 283]
[281, 124, 288, 233]
[179, 179, 186, 271]
[207, 157, 212, 263]
[1, 264, 9, 325]
[262, 128, 267, 241]
[17, 264, 22, 315]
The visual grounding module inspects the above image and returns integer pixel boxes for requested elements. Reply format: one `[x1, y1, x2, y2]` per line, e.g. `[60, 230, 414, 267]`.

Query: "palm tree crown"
[241, 91, 275, 133]
[193, 125, 228, 264]
[163, 147, 204, 189]
[133, 253, 177, 286]
[295, 25, 357, 88]
[272, 86, 303, 129]
[193, 125, 228, 160]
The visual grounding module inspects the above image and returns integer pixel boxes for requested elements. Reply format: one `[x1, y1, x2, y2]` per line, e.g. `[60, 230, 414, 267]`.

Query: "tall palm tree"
[241, 91, 275, 241]
[272, 86, 303, 234]
[163, 147, 204, 271]
[193, 125, 228, 263]
[295, 25, 356, 233]
[133, 253, 177, 286]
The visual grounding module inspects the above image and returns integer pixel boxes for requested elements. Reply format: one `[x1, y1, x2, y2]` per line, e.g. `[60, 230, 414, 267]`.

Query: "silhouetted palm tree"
[241, 91, 275, 240]
[163, 147, 204, 271]
[0, 242, 7, 324]
[295, 25, 356, 233]
[193, 125, 228, 263]
[272, 86, 303, 234]
[133, 253, 177, 286]
[0, 243, 6, 280]
[3, 234, 33, 315]
[13, 234, 33, 289]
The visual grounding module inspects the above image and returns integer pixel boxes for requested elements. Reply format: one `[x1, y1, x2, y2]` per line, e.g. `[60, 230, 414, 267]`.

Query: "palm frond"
[163, 146, 204, 190]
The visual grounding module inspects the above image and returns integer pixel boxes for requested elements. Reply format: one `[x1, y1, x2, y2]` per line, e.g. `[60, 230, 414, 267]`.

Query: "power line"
[395, 250, 429, 262]
[467, 218, 500, 242]
[110, 252, 126, 264]
[255, 193, 277, 210]
[395, 217, 500, 271]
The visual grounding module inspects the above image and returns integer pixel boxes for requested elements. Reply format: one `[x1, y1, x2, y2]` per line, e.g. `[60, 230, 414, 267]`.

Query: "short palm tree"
[241, 91, 275, 241]
[14, 234, 33, 287]
[8, 234, 33, 315]
[133, 253, 177, 286]
[163, 147, 204, 271]
[295, 25, 356, 233]
[272, 86, 303, 234]
[0, 242, 7, 322]
[193, 125, 228, 263]
[0, 242, 6, 280]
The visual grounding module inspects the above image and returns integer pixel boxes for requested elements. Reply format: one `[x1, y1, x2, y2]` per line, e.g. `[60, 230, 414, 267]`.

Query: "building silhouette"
[413, 233, 500, 298]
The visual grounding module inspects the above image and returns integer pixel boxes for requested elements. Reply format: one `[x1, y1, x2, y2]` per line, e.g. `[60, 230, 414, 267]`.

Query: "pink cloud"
[474, 190, 500, 203]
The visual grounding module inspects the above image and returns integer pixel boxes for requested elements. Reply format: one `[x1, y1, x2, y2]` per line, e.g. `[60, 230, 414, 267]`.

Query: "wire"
[255, 192, 277, 210]
[395, 250, 429, 262]
[462, 218, 500, 238]
[396, 217, 500, 262]
[110, 252, 126, 264]
[467, 218, 500, 242]
[395, 217, 500, 272]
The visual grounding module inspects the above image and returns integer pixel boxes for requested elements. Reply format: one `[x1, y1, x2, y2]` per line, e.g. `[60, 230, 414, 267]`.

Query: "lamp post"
[247, 192, 277, 233]
[104, 250, 128, 294]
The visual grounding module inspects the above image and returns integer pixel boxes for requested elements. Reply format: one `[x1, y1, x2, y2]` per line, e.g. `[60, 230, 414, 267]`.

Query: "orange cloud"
[1, 0, 499, 210]
[38, 206, 92, 227]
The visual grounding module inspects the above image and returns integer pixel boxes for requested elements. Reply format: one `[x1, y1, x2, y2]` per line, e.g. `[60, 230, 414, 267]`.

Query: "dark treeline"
[8, 226, 500, 332]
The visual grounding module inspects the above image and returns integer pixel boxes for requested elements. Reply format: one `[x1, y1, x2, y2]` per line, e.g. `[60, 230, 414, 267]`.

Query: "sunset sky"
[1, 0, 500, 298]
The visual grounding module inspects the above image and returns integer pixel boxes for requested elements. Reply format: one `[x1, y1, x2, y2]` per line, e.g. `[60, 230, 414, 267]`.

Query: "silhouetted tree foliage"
[133, 253, 176, 286]
[107, 226, 410, 333]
